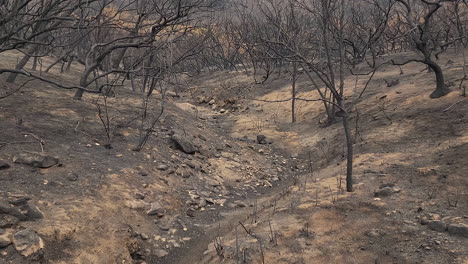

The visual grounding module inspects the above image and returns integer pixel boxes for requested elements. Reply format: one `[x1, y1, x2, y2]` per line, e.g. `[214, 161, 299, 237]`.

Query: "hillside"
[0, 48, 467, 264]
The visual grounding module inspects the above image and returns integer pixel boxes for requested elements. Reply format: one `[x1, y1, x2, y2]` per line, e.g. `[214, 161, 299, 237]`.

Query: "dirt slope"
[0, 49, 467, 264]
[0, 51, 298, 263]
[187, 51, 468, 264]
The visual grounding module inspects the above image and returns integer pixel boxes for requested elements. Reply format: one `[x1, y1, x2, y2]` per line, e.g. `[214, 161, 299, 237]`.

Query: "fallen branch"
[20, 132, 45, 152]
[442, 99, 466, 112]
[0, 68, 102, 93]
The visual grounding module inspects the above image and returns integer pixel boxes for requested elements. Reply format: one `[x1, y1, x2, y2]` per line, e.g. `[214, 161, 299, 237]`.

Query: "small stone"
[135, 193, 145, 200]
[366, 230, 381, 238]
[428, 221, 447, 232]
[434, 240, 441, 245]
[0, 160, 10, 170]
[374, 187, 395, 197]
[215, 199, 227, 206]
[0, 215, 20, 228]
[159, 224, 170, 232]
[257, 135, 268, 145]
[140, 233, 149, 240]
[236, 202, 247, 208]
[139, 170, 148, 176]
[13, 152, 59, 168]
[186, 209, 195, 217]
[272, 177, 280, 182]
[447, 224, 468, 238]
[155, 249, 168, 258]
[157, 165, 169, 171]
[66, 173, 79, 182]
[146, 202, 164, 216]
[219, 108, 226, 113]
[379, 183, 395, 189]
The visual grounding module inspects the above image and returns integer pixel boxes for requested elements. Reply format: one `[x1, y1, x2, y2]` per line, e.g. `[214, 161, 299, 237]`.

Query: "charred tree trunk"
[32, 57, 38, 71]
[6, 46, 36, 83]
[425, 58, 450, 98]
[291, 62, 297, 123]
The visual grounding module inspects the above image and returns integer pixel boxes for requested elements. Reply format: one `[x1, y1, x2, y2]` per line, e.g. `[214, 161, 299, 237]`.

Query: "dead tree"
[392, 0, 458, 98]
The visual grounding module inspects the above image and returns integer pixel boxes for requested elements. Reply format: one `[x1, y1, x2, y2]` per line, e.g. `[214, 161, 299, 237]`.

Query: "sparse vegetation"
[0, 0, 467, 263]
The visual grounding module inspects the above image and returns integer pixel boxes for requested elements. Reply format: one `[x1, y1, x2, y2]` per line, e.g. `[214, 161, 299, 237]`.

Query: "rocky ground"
[0, 50, 467, 264]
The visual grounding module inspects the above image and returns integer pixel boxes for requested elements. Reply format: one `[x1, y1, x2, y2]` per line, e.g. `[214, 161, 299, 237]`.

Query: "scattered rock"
[135, 193, 145, 200]
[66, 173, 79, 182]
[155, 249, 169, 258]
[378, 183, 395, 189]
[0, 214, 20, 228]
[0, 160, 10, 170]
[0, 202, 27, 221]
[219, 108, 226, 113]
[257, 135, 268, 145]
[140, 233, 149, 240]
[186, 209, 195, 217]
[447, 223, 468, 238]
[166, 91, 179, 98]
[171, 134, 196, 154]
[7, 194, 31, 206]
[159, 224, 170, 232]
[215, 199, 227, 206]
[157, 164, 169, 171]
[22, 204, 44, 220]
[236, 202, 247, 208]
[428, 220, 447, 232]
[146, 202, 164, 217]
[0, 229, 11, 248]
[13, 152, 59, 168]
[385, 79, 400, 87]
[13, 229, 44, 257]
[374, 186, 400, 197]
[366, 229, 381, 238]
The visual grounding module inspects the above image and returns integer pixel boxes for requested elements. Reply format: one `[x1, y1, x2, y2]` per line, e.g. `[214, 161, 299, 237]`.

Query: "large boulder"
[13, 152, 59, 168]
[0, 202, 27, 221]
[0, 201, 43, 221]
[171, 134, 196, 154]
[13, 229, 44, 257]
